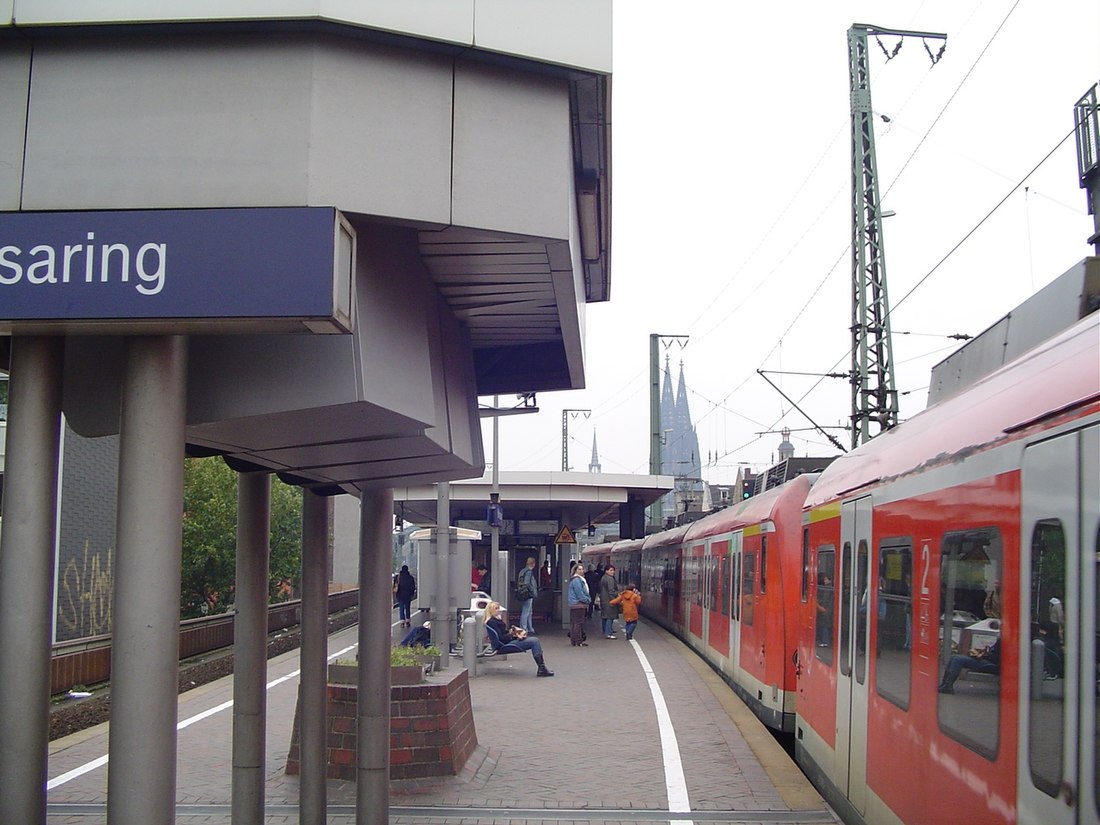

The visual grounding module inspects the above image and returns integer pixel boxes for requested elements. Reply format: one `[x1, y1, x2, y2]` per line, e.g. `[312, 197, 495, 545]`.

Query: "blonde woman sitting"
[482, 601, 554, 677]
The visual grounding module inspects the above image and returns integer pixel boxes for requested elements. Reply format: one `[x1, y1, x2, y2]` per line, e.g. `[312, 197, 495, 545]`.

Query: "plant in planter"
[327, 649, 428, 685]
[390, 645, 426, 685]
[409, 644, 442, 674]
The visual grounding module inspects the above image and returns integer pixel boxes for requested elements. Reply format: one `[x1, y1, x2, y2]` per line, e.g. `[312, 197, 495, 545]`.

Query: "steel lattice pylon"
[848, 24, 945, 449]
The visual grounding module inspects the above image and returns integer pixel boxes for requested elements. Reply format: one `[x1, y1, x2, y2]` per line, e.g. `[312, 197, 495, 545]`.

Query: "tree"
[181, 457, 303, 618]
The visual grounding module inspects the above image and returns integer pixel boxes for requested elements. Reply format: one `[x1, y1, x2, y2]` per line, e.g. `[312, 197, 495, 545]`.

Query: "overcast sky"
[484, 0, 1099, 488]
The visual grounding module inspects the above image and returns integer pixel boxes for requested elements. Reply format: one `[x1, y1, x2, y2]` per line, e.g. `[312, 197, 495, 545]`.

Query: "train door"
[704, 543, 712, 651]
[689, 545, 705, 639]
[710, 540, 731, 657]
[836, 497, 871, 816]
[1018, 424, 1099, 825]
[731, 532, 743, 675]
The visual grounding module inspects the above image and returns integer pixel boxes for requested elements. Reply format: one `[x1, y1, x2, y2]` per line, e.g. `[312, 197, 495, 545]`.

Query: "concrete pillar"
[232, 471, 271, 825]
[0, 336, 63, 825]
[558, 543, 571, 632]
[357, 487, 393, 824]
[299, 490, 331, 825]
[107, 335, 187, 825]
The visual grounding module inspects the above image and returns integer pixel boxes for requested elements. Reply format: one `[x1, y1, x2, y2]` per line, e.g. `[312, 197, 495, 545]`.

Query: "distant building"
[588, 431, 601, 473]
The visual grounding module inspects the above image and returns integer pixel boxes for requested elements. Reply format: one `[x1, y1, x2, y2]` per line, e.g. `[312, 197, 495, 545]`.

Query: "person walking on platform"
[517, 556, 538, 635]
[598, 564, 620, 638]
[483, 602, 554, 676]
[611, 584, 642, 641]
[393, 565, 417, 628]
[568, 563, 592, 646]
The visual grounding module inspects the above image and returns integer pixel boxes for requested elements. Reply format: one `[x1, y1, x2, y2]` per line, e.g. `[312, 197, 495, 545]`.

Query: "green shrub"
[390, 646, 420, 667]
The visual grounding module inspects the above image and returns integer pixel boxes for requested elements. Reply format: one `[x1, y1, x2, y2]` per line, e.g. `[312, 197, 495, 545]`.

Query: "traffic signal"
[741, 480, 753, 499]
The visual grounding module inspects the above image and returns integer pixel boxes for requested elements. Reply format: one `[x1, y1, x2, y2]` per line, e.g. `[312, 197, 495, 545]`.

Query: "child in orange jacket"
[610, 584, 642, 641]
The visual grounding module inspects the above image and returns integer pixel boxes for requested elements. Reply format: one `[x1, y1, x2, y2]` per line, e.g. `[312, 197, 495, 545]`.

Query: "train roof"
[805, 310, 1100, 508]
[641, 523, 691, 550]
[684, 473, 815, 542]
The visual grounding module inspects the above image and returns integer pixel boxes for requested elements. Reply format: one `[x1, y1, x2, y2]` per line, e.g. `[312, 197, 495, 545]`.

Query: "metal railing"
[50, 588, 359, 695]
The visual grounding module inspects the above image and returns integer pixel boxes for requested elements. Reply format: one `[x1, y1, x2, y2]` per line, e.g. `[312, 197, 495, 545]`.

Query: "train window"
[937, 528, 1003, 761]
[840, 541, 852, 678]
[710, 555, 720, 613]
[732, 550, 741, 622]
[742, 552, 756, 626]
[718, 545, 731, 617]
[801, 527, 810, 604]
[815, 546, 835, 665]
[1028, 519, 1066, 799]
[1094, 523, 1099, 822]
[855, 540, 869, 685]
[875, 542, 913, 710]
[760, 536, 768, 595]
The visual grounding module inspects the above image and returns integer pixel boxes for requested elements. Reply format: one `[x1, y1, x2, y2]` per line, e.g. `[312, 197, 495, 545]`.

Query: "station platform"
[45, 616, 839, 825]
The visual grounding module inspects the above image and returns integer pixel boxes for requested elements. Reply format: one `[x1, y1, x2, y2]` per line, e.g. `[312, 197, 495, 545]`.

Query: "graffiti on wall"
[57, 541, 113, 639]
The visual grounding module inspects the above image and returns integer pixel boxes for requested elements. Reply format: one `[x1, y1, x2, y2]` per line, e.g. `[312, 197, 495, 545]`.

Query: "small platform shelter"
[393, 471, 673, 628]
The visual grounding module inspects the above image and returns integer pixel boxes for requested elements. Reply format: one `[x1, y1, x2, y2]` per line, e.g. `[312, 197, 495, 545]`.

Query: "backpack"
[514, 580, 534, 601]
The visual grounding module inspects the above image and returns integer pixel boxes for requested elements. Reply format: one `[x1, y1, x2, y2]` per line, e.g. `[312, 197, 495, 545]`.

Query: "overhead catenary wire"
[704, 3, 1054, 469]
[517, 3, 1066, 479]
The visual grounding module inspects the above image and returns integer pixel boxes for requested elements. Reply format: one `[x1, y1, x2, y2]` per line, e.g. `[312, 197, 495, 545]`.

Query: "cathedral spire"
[589, 430, 601, 473]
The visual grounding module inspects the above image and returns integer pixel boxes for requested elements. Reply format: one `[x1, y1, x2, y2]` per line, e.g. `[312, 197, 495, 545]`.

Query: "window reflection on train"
[875, 544, 911, 708]
[1028, 518, 1068, 799]
[935, 529, 1003, 759]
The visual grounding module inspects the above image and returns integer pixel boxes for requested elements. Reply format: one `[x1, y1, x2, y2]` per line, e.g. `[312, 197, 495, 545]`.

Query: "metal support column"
[107, 335, 187, 825]
[491, 396, 500, 618]
[434, 483, 451, 662]
[299, 490, 331, 825]
[232, 471, 271, 825]
[648, 335, 661, 529]
[0, 336, 63, 825]
[357, 487, 394, 824]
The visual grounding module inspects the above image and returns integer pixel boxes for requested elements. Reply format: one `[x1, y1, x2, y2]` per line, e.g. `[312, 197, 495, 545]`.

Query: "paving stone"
[46, 619, 837, 824]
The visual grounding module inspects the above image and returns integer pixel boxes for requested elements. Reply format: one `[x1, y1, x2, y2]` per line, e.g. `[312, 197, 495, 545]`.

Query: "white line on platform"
[630, 638, 695, 825]
[46, 642, 358, 790]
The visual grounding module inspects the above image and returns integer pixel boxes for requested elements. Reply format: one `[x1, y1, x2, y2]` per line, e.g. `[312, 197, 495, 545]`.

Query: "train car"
[591, 476, 813, 731]
[580, 539, 644, 597]
[797, 311, 1099, 825]
[678, 473, 812, 731]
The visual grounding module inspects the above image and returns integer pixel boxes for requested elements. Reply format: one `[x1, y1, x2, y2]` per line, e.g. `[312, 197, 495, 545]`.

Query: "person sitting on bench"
[398, 621, 431, 648]
[939, 633, 1001, 694]
[482, 601, 554, 677]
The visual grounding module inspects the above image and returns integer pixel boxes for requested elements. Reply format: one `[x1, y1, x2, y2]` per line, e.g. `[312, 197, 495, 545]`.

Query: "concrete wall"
[4, 33, 574, 244]
[0, 1, 611, 74]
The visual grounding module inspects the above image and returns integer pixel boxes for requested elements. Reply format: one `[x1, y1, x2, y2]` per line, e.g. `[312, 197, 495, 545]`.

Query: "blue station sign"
[0, 207, 354, 333]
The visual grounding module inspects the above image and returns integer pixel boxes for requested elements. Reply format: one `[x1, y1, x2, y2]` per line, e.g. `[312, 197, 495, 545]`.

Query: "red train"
[582, 310, 1099, 825]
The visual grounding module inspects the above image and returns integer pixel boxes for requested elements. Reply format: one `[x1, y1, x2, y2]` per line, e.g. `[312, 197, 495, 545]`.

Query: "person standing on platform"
[611, 584, 642, 641]
[568, 563, 592, 646]
[585, 564, 603, 618]
[476, 563, 491, 597]
[540, 559, 554, 623]
[518, 556, 539, 635]
[393, 565, 417, 628]
[598, 564, 620, 638]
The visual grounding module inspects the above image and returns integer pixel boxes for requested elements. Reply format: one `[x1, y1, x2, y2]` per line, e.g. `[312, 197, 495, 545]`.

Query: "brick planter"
[285, 667, 477, 781]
